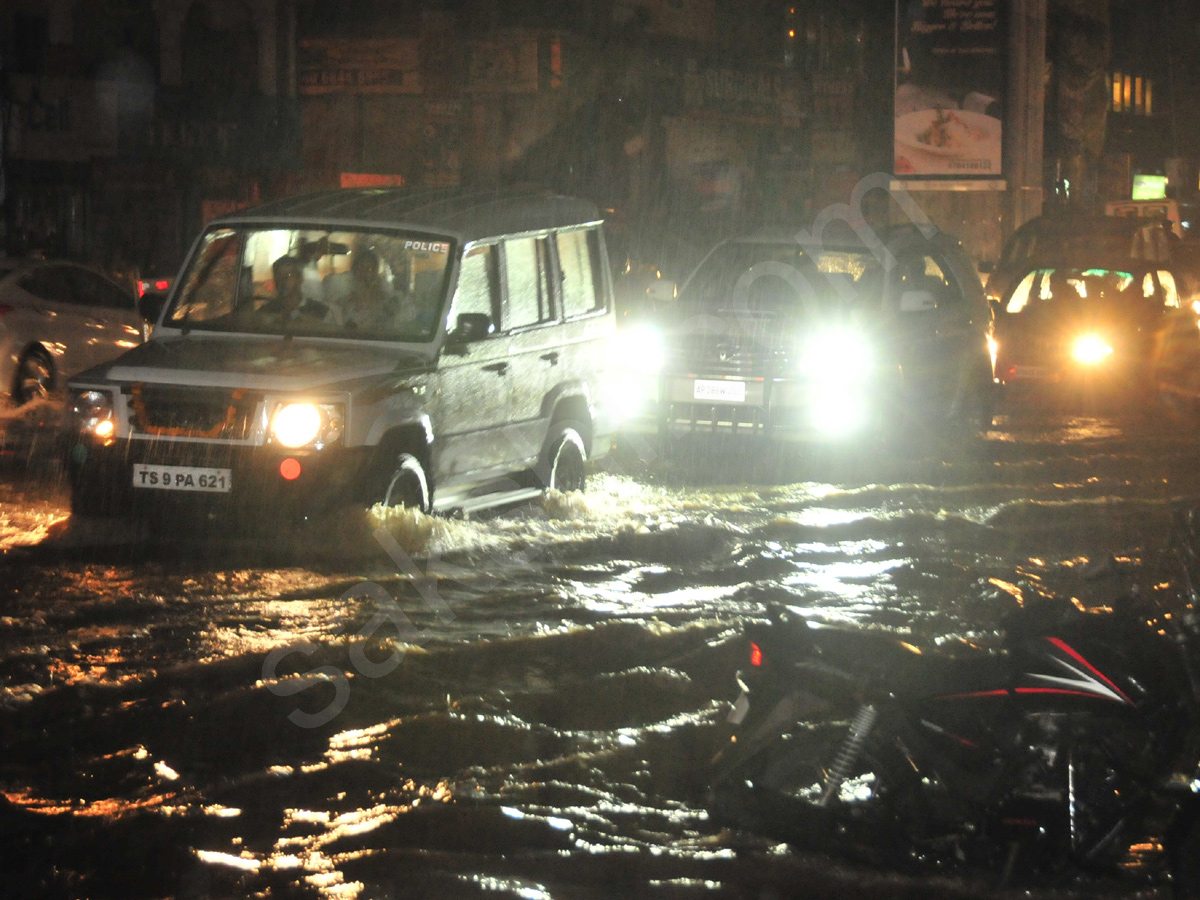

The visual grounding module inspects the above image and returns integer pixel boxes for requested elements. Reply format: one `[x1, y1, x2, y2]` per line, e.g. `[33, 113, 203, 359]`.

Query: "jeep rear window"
[165, 226, 455, 342]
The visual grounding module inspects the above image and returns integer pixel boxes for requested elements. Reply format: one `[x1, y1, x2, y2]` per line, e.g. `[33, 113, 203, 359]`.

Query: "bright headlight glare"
[615, 326, 666, 373]
[803, 329, 872, 380]
[271, 402, 344, 448]
[1072, 334, 1113, 365]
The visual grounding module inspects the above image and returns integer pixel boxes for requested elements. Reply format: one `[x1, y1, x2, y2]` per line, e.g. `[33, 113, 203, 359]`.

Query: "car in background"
[1105, 198, 1199, 241]
[992, 262, 1181, 398]
[984, 210, 1174, 310]
[1148, 279, 1200, 422]
[137, 274, 175, 321]
[605, 221, 704, 325]
[612, 257, 678, 324]
[0, 257, 145, 406]
[613, 221, 995, 446]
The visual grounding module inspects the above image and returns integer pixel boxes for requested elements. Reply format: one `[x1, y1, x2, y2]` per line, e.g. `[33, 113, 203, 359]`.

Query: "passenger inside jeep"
[324, 246, 397, 331]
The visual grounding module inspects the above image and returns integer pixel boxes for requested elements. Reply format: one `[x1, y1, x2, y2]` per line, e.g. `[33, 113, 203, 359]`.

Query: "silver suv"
[64, 187, 617, 521]
[616, 222, 995, 445]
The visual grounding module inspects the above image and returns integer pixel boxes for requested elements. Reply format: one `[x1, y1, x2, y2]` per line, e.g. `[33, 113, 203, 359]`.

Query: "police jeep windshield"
[164, 226, 455, 341]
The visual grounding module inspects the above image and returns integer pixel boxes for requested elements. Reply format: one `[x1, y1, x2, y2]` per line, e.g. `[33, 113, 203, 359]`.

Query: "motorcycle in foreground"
[708, 508, 1200, 894]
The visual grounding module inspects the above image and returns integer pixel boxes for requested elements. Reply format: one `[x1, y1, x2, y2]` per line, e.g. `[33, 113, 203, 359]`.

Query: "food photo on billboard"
[893, 0, 1005, 182]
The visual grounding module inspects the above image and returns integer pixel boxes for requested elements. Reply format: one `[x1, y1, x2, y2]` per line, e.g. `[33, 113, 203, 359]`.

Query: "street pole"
[1007, 0, 1048, 233]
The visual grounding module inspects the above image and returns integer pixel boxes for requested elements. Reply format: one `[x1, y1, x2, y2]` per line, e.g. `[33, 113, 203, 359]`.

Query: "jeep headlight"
[270, 402, 345, 449]
[71, 390, 115, 440]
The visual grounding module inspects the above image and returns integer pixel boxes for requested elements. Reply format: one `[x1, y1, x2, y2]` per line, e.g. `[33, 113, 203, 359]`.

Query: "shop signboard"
[299, 39, 422, 95]
[893, 0, 1005, 182]
[681, 65, 806, 127]
[466, 39, 539, 93]
[9, 76, 118, 161]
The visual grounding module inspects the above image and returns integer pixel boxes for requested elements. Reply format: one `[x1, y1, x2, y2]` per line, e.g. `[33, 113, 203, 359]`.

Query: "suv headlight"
[71, 390, 115, 440]
[269, 402, 345, 449]
[614, 325, 666, 374]
[801, 328, 873, 382]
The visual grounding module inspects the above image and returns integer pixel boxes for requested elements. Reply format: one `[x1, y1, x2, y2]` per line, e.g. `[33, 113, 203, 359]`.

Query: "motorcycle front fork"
[820, 703, 879, 807]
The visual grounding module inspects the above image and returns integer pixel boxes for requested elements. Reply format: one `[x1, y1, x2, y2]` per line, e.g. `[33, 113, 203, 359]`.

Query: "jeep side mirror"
[445, 312, 493, 352]
[899, 289, 937, 313]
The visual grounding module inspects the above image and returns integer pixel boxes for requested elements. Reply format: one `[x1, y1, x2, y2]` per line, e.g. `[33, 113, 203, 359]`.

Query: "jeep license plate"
[133, 464, 232, 493]
[693, 379, 746, 402]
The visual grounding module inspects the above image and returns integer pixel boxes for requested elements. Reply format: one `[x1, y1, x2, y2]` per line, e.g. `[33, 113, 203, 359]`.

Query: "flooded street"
[2, 398, 1199, 899]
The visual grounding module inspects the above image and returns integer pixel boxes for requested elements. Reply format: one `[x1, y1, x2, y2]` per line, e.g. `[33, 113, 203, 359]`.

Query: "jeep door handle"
[483, 362, 508, 375]
[540, 351, 559, 365]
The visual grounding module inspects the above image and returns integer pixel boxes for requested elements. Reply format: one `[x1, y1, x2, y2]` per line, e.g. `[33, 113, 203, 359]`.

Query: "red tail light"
[749, 642, 763, 666]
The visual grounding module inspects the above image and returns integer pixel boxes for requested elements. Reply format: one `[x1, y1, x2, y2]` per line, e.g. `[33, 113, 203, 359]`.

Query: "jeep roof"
[206, 185, 605, 245]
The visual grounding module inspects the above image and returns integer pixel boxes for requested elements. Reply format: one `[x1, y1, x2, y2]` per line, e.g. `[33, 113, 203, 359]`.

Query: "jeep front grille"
[127, 384, 261, 441]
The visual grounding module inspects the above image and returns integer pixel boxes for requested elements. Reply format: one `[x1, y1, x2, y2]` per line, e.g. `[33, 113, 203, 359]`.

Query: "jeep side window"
[450, 243, 498, 335]
[503, 236, 553, 329]
[557, 228, 602, 319]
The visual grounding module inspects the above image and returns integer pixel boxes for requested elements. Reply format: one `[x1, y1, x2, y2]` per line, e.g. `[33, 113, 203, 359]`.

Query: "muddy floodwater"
[2, 398, 1199, 900]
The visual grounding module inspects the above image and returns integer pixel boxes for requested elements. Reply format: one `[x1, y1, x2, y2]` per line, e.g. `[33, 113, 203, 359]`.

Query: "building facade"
[1, 0, 1191, 283]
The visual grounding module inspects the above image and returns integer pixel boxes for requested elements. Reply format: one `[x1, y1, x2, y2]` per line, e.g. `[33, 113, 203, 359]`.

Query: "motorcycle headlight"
[269, 402, 345, 449]
[71, 390, 115, 440]
[801, 328, 873, 382]
[1071, 334, 1113, 366]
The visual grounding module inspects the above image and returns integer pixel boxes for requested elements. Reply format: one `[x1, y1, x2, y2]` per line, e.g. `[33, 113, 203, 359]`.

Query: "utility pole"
[1007, 0, 1048, 231]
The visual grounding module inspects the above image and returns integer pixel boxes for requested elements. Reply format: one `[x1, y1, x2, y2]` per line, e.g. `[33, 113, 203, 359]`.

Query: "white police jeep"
[64, 186, 617, 522]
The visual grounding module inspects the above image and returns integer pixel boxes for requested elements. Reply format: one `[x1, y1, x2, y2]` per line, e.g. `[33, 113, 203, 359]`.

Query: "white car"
[0, 258, 146, 405]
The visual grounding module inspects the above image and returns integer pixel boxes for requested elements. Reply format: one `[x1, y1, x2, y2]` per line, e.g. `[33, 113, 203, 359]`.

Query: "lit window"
[1111, 71, 1154, 116]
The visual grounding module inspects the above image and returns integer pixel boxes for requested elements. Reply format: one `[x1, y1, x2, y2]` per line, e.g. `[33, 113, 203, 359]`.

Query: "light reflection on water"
[2, 407, 1199, 897]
